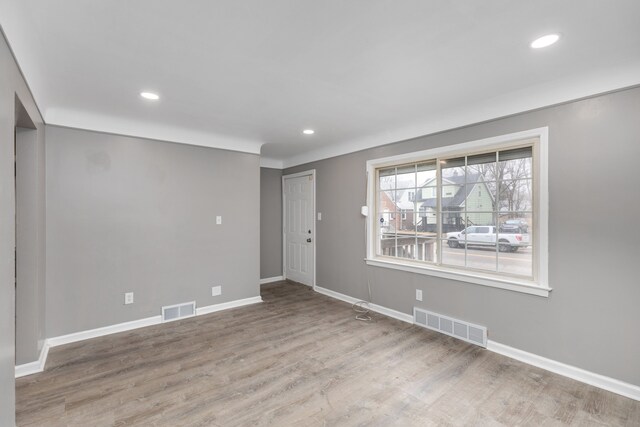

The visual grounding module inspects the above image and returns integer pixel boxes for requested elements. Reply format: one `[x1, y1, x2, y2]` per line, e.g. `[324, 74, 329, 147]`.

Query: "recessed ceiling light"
[303, 129, 315, 135]
[530, 34, 560, 49]
[140, 91, 160, 100]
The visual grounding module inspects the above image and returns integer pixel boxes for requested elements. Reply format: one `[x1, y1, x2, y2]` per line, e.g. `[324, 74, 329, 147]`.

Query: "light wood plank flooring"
[16, 281, 640, 426]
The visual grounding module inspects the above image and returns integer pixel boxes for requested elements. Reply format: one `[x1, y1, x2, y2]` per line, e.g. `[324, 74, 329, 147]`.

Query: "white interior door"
[283, 172, 315, 286]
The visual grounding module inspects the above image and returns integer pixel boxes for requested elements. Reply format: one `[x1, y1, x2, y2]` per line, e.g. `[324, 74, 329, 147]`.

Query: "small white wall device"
[361, 206, 369, 217]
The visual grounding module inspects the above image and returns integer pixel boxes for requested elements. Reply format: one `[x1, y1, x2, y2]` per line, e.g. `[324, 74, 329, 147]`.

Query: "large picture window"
[366, 128, 549, 296]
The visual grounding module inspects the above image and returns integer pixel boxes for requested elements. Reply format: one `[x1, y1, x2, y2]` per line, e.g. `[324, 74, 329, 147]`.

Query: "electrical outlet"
[216, 216, 222, 225]
[211, 285, 222, 296]
[416, 289, 423, 302]
[124, 292, 134, 305]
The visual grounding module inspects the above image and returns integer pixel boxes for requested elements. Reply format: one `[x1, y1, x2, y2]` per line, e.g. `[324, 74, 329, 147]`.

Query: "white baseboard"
[260, 276, 284, 285]
[315, 284, 640, 402]
[487, 340, 640, 401]
[15, 295, 263, 378]
[15, 360, 41, 378]
[314, 285, 414, 324]
[15, 342, 49, 378]
[47, 315, 163, 348]
[196, 296, 263, 316]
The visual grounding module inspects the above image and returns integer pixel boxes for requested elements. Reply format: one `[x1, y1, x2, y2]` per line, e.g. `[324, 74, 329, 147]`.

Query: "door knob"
[307, 238, 312, 243]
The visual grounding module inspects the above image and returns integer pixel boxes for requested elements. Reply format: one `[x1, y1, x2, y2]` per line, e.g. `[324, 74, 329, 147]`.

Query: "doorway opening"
[14, 95, 43, 368]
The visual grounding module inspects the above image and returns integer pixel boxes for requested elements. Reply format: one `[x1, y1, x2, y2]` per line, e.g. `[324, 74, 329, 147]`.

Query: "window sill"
[365, 257, 551, 297]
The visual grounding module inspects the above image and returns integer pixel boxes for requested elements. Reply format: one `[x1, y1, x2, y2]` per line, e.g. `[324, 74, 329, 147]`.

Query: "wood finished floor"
[16, 281, 640, 426]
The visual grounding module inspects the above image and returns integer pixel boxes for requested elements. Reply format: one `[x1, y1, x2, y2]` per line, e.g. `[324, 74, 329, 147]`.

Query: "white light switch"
[124, 292, 134, 305]
[317, 212, 322, 221]
[416, 289, 423, 301]
[211, 286, 222, 296]
[216, 216, 222, 225]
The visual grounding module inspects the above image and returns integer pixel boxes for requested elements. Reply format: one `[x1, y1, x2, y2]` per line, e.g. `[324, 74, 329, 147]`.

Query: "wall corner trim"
[486, 341, 640, 401]
[260, 276, 284, 285]
[314, 285, 414, 324]
[315, 285, 640, 402]
[15, 295, 263, 378]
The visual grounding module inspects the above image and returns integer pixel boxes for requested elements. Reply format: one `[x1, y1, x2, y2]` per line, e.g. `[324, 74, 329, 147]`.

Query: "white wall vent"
[413, 307, 487, 348]
[162, 301, 196, 322]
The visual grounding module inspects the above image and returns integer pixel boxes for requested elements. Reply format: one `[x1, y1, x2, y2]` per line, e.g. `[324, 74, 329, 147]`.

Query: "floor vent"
[162, 301, 196, 322]
[413, 307, 487, 348]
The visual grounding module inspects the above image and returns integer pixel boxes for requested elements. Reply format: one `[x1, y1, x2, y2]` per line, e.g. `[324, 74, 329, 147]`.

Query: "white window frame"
[365, 127, 550, 297]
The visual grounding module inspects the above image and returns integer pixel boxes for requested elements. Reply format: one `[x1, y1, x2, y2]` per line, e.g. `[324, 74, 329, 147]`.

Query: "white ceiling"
[2, 1, 640, 167]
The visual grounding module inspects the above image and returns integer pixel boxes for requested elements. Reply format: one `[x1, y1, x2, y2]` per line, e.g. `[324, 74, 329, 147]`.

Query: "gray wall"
[16, 127, 46, 365]
[285, 86, 640, 386]
[260, 167, 282, 279]
[46, 126, 260, 337]
[0, 29, 45, 425]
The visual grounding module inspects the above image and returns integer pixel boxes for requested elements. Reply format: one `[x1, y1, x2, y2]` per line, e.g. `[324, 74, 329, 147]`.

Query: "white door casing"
[282, 171, 315, 286]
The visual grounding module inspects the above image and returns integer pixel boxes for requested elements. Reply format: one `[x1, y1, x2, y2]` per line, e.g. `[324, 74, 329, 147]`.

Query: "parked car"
[503, 219, 528, 233]
[446, 226, 529, 252]
[499, 224, 522, 234]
